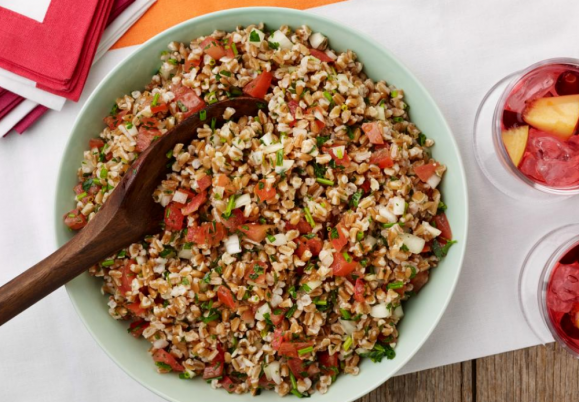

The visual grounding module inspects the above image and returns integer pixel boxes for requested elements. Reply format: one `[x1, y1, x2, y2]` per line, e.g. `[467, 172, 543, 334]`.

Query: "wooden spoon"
[0, 97, 266, 326]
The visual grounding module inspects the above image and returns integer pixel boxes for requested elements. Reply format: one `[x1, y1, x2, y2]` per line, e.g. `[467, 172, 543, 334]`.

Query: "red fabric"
[13, 105, 48, 134]
[108, 0, 135, 25]
[0, 89, 24, 120]
[0, 0, 114, 101]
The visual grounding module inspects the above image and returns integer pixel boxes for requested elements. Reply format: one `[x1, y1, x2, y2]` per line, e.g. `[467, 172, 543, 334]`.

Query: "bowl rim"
[56, 6, 469, 401]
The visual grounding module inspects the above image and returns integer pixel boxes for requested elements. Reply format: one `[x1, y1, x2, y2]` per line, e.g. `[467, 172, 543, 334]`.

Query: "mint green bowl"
[56, 7, 468, 402]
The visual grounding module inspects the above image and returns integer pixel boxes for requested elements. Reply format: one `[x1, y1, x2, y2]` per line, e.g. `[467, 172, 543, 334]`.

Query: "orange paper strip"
[112, 0, 345, 49]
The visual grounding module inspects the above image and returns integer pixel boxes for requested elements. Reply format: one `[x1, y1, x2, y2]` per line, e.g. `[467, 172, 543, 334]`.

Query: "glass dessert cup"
[474, 58, 579, 202]
[519, 224, 579, 357]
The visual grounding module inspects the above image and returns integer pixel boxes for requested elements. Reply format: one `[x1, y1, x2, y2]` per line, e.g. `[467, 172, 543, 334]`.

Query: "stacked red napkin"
[0, 0, 115, 102]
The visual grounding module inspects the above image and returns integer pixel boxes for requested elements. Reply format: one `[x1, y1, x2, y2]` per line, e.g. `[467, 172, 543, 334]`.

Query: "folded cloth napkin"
[108, 0, 135, 25]
[0, 0, 114, 101]
[13, 105, 48, 134]
[0, 89, 23, 120]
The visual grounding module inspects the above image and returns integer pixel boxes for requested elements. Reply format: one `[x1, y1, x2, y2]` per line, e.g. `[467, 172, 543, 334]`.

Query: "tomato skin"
[278, 341, 314, 359]
[286, 219, 312, 234]
[362, 122, 385, 145]
[200, 36, 227, 60]
[153, 349, 184, 372]
[187, 222, 226, 246]
[331, 223, 348, 252]
[203, 346, 225, 379]
[128, 320, 150, 338]
[272, 328, 285, 351]
[245, 261, 267, 285]
[220, 208, 245, 230]
[270, 308, 286, 326]
[103, 110, 127, 129]
[151, 103, 169, 114]
[254, 179, 276, 201]
[220, 376, 236, 393]
[215, 174, 235, 195]
[164, 202, 185, 231]
[433, 212, 452, 241]
[331, 252, 359, 277]
[217, 286, 237, 309]
[63, 208, 87, 230]
[414, 163, 438, 182]
[288, 358, 309, 379]
[309, 48, 333, 62]
[238, 223, 274, 242]
[360, 180, 371, 194]
[318, 351, 339, 376]
[354, 278, 366, 302]
[126, 302, 148, 316]
[259, 375, 276, 390]
[411, 271, 429, 293]
[184, 57, 201, 72]
[296, 236, 323, 258]
[328, 147, 352, 167]
[119, 260, 136, 295]
[243, 71, 273, 99]
[197, 175, 212, 191]
[181, 191, 207, 215]
[369, 148, 394, 169]
[135, 126, 161, 152]
[89, 138, 105, 149]
[172, 85, 206, 118]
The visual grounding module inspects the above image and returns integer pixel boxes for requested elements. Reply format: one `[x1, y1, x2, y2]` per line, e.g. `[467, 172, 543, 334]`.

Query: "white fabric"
[0, 0, 51, 23]
[1, 0, 579, 400]
[0, 0, 156, 113]
[0, 99, 36, 137]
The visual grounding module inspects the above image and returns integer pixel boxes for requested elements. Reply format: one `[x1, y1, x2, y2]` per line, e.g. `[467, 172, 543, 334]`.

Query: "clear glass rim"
[492, 57, 579, 195]
[536, 231, 579, 355]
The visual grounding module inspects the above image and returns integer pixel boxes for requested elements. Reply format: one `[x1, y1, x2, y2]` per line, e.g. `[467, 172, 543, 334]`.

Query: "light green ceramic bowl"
[56, 7, 468, 402]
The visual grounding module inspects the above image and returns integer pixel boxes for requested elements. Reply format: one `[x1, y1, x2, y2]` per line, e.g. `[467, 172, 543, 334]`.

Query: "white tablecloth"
[2, 0, 579, 400]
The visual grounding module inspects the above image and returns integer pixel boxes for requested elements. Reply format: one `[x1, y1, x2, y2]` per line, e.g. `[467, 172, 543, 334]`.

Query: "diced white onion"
[271, 30, 293, 50]
[306, 280, 322, 291]
[364, 235, 377, 248]
[234, 194, 251, 209]
[339, 319, 356, 336]
[81, 159, 94, 174]
[262, 142, 284, 154]
[224, 234, 242, 254]
[250, 151, 263, 165]
[332, 145, 345, 159]
[325, 50, 338, 61]
[370, 303, 391, 318]
[400, 233, 426, 254]
[255, 303, 271, 321]
[159, 193, 172, 207]
[390, 196, 405, 216]
[266, 233, 287, 246]
[378, 206, 397, 223]
[309, 32, 327, 49]
[261, 132, 274, 146]
[376, 105, 386, 121]
[427, 174, 441, 189]
[423, 222, 442, 237]
[249, 29, 265, 43]
[153, 339, 169, 349]
[394, 305, 404, 319]
[275, 160, 294, 174]
[264, 361, 282, 384]
[172, 190, 188, 204]
[178, 248, 193, 259]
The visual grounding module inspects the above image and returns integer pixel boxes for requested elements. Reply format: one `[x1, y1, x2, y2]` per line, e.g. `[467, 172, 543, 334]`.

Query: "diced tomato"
[187, 222, 227, 247]
[203, 346, 225, 379]
[215, 174, 235, 195]
[328, 147, 351, 167]
[220, 376, 236, 393]
[176, 189, 196, 202]
[411, 271, 429, 293]
[414, 163, 438, 182]
[331, 223, 348, 252]
[184, 57, 201, 72]
[296, 236, 323, 258]
[422, 242, 432, 253]
[309, 48, 334, 63]
[126, 302, 148, 316]
[318, 351, 339, 376]
[197, 175, 212, 191]
[288, 358, 309, 379]
[119, 260, 136, 295]
[272, 328, 285, 351]
[73, 183, 84, 195]
[63, 209, 87, 230]
[362, 122, 385, 145]
[136, 126, 161, 152]
[243, 71, 273, 99]
[354, 278, 366, 303]
[89, 138, 105, 150]
[103, 110, 127, 129]
[245, 261, 267, 285]
[173, 86, 206, 119]
[181, 190, 207, 215]
[217, 286, 237, 309]
[369, 148, 394, 169]
[164, 202, 185, 231]
[153, 349, 184, 372]
[151, 103, 169, 114]
[128, 320, 150, 338]
[258, 375, 276, 390]
[433, 212, 452, 241]
[360, 180, 371, 194]
[254, 179, 276, 202]
[238, 223, 274, 242]
[270, 308, 286, 326]
[288, 99, 300, 117]
[220, 208, 245, 230]
[200, 36, 227, 60]
[331, 252, 359, 277]
[279, 341, 314, 359]
[286, 219, 312, 234]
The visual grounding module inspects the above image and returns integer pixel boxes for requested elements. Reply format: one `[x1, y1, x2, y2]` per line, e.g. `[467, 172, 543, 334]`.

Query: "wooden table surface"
[355, 343, 579, 402]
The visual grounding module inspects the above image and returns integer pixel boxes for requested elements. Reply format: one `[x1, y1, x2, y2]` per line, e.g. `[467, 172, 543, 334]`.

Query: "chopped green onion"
[276, 149, 283, 166]
[199, 110, 207, 120]
[266, 234, 276, 243]
[179, 372, 191, 379]
[167, 58, 178, 65]
[151, 93, 160, 107]
[323, 91, 333, 103]
[304, 207, 315, 228]
[231, 43, 238, 56]
[156, 362, 172, 371]
[201, 313, 220, 323]
[290, 390, 304, 398]
[222, 195, 236, 219]
[343, 336, 353, 351]
[220, 70, 232, 77]
[290, 371, 298, 390]
[99, 168, 108, 179]
[76, 191, 87, 200]
[342, 252, 352, 262]
[387, 281, 404, 290]
[117, 250, 127, 258]
[301, 283, 312, 293]
[316, 177, 334, 186]
[101, 259, 115, 267]
[356, 232, 364, 242]
[382, 222, 403, 229]
[286, 304, 298, 318]
[125, 122, 133, 129]
[177, 100, 188, 112]
[340, 308, 351, 320]
[418, 133, 427, 146]
[391, 90, 398, 98]
[249, 30, 261, 42]
[166, 150, 173, 159]
[298, 346, 313, 356]
[268, 41, 280, 50]
[350, 190, 363, 208]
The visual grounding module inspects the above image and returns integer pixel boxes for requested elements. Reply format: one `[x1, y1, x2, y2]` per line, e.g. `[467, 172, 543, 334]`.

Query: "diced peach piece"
[523, 94, 579, 140]
[501, 125, 529, 167]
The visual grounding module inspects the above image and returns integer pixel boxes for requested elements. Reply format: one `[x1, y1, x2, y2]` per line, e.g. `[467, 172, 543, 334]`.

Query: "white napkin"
[1, 1, 579, 401]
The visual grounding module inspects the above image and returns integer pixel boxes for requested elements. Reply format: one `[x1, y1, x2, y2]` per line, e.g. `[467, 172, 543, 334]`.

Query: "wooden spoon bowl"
[0, 97, 266, 326]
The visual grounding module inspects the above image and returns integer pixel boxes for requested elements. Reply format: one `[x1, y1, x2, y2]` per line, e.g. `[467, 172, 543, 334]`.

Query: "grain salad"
[64, 24, 456, 397]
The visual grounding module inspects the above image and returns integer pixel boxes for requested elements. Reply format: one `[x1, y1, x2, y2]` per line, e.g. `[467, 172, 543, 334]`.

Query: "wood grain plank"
[356, 361, 473, 402]
[476, 343, 579, 402]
